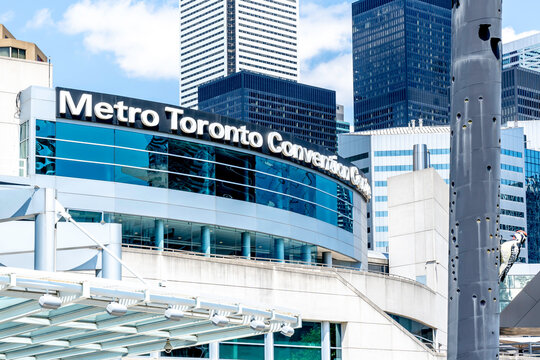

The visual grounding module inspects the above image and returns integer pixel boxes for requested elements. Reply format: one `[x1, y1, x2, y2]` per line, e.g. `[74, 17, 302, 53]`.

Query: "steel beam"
[0, 324, 43, 340]
[448, 1, 502, 359]
[4, 345, 64, 359]
[34, 347, 100, 360]
[0, 301, 42, 325]
[59, 350, 127, 360]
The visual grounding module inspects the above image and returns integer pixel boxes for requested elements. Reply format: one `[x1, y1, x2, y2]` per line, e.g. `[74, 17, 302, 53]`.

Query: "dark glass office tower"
[526, 148, 540, 263]
[198, 71, 338, 152]
[352, 0, 451, 131]
[502, 67, 540, 124]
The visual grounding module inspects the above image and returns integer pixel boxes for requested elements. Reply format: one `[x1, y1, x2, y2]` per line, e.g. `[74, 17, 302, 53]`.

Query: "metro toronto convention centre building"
[26, 86, 369, 267]
[0, 85, 448, 359]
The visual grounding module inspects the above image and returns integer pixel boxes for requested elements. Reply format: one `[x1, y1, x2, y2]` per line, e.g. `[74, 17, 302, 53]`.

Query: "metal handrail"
[121, 242, 358, 270]
[120, 243, 433, 288]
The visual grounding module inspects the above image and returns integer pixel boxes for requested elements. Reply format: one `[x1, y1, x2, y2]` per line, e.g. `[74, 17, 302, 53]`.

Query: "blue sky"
[1, 0, 540, 123]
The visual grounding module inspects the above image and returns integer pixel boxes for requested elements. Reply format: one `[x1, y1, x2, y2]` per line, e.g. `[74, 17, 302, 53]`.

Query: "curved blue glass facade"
[35, 120, 354, 232]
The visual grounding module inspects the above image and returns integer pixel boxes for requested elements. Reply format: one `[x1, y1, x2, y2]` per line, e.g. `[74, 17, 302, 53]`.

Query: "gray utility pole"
[448, 1, 502, 359]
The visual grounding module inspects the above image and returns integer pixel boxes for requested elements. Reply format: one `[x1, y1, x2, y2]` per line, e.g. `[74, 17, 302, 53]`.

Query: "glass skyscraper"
[502, 66, 540, 124]
[351, 0, 451, 131]
[198, 71, 338, 152]
[526, 149, 540, 263]
[180, 0, 299, 109]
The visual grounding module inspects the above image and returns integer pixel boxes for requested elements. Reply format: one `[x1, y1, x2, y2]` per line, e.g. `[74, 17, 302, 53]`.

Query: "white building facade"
[503, 33, 540, 71]
[179, 0, 299, 109]
[387, 167, 449, 349]
[0, 42, 51, 176]
[339, 125, 528, 260]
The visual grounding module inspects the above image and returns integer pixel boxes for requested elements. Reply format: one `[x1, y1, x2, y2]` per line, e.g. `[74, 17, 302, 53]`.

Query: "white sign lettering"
[58, 90, 371, 200]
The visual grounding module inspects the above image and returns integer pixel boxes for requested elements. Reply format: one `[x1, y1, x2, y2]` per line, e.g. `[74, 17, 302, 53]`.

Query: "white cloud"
[60, 0, 178, 80]
[299, 2, 353, 122]
[301, 53, 353, 120]
[0, 10, 15, 24]
[502, 27, 540, 44]
[26, 8, 54, 29]
[299, 2, 351, 61]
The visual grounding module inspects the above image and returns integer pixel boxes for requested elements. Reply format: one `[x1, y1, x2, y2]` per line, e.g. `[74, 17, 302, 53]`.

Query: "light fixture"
[164, 339, 173, 354]
[249, 318, 266, 331]
[106, 301, 127, 316]
[211, 313, 229, 327]
[38, 294, 62, 310]
[280, 324, 294, 337]
[164, 307, 184, 321]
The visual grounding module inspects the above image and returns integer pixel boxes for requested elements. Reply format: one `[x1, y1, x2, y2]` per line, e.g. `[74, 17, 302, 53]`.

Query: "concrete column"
[201, 226, 211, 256]
[241, 232, 251, 258]
[34, 188, 56, 271]
[102, 224, 123, 280]
[322, 321, 331, 360]
[264, 332, 274, 360]
[301, 245, 311, 264]
[209, 341, 219, 360]
[274, 238, 284, 263]
[322, 252, 333, 267]
[155, 219, 164, 251]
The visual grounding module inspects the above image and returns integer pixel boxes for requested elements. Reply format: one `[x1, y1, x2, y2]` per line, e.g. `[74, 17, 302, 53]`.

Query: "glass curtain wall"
[35, 120, 354, 232]
[68, 210, 319, 263]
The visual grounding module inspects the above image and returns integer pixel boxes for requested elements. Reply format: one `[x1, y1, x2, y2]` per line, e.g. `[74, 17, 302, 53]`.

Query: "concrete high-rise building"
[198, 71, 337, 152]
[180, 0, 299, 109]
[351, 0, 451, 131]
[503, 33, 540, 72]
[0, 24, 51, 177]
[339, 125, 528, 257]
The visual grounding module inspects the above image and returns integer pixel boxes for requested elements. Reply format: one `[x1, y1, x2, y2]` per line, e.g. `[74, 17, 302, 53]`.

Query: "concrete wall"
[0, 60, 50, 176]
[121, 248, 444, 359]
[387, 168, 449, 348]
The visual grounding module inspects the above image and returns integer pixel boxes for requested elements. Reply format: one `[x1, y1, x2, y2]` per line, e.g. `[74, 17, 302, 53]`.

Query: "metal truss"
[0, 268, 300, 359]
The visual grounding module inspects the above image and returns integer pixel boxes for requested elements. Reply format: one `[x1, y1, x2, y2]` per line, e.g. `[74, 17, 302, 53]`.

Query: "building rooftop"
[343, 124, 450, 136]
[504, 32, 540, 54]
[342, 122, 532, 137]
[0, 24, 47, 62]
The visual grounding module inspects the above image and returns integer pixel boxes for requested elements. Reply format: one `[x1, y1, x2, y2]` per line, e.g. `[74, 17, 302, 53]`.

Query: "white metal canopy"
[0, 268, 301, 359]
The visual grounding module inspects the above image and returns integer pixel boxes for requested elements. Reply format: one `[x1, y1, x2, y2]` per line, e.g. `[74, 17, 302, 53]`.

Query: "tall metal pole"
[448, 1, 502, 359]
